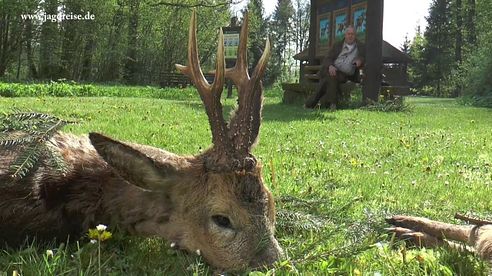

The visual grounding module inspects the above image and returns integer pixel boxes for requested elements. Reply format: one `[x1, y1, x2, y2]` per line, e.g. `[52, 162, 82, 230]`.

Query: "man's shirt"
[333, 42, 359, 75]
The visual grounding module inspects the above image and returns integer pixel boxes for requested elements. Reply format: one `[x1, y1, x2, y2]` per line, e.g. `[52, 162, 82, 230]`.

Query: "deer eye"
[212, 215, 233, 229]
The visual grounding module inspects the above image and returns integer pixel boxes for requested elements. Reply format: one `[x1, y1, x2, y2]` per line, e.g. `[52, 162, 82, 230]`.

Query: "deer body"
[0, 133, 182, 244]
[0, 11, 282, 272]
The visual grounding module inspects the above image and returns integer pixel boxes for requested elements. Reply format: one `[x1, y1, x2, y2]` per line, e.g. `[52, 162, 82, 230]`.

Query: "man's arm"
[319, 41, 343, 76]
[322, 41, 342, 68]
[355, 41, 366, 67]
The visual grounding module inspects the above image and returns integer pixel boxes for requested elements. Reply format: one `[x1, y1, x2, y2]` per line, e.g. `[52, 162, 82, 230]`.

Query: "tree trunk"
[0, 63, 6, 77]
[16, 34, 22, 79]
[59, 0, 82, 80]
[0, 13, 10, 78]
[455, 0, 462, 64]
[453, 0, 463, 97]
[0, 8, 22, 79]
[362, 0, 384, 103]
[25, 18, 38, 79]
[39, 0, 60, 80]
[466, 0, 476, 46]
[80, 35, 95, 81]
[100, 4, 124, 82]
[307, 0, 316, 65]
[124, 0, 140, 84]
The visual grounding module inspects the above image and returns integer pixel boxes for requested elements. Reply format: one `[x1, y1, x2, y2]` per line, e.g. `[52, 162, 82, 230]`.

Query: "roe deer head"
[0, 10, 282, 272]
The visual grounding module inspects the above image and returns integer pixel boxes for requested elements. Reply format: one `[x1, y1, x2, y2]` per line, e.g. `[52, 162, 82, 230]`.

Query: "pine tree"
[465, 0, 476, 46]
[245, 0, 268, 71]
[422, 0, 454, 96]
[408, 26, 427, 90]
[39, 0, 62, 79]
[123, 0, 140, 84]
[0, 0, 24, 77]
[271, 0, 294, 81]
[401, 34, 411, 54]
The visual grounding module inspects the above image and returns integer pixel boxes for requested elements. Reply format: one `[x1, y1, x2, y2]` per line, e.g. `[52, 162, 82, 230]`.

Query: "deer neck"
[99, 169, 198, 241]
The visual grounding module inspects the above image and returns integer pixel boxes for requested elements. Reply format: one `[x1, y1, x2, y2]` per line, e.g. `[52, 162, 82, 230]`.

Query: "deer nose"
[249, 238, 284, 269]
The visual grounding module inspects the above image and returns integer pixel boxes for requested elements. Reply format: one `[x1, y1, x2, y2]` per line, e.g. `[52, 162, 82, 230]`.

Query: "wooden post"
[308, 0, 317, 65]
[362, 0, 384, 103]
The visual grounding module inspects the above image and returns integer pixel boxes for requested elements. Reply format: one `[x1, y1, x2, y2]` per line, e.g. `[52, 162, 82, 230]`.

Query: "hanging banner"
[224, 31, 240, 60]
[318, 12, 332, 49]
[333, 8, 349, 42]
[351, 2, 367, 41]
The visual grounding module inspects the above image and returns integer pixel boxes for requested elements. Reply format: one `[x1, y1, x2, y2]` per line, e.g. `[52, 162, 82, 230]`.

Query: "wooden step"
[305, 74, 319, 80]
[304, 65, 321, 72]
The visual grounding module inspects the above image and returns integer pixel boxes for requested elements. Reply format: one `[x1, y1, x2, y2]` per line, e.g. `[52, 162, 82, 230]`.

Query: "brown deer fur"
[387, 215, 492, 264]
[0, 11, 282, 272]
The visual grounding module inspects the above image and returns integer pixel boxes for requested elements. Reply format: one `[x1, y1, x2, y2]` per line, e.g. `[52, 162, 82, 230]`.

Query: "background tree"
[407, 27, 427, 90]
[39, 0, 62, 79]
[270, 0, 294, 82]
[0, 0, 24, 78]
[400, 35, 410, 55]
[465, 0, 476, 46]
[3, 0, 230, 83]
[123, 0, 140, 84]
[292, 0, 309, 57]
[421, 0, 454, 96]
[456, 0, 492, 106]
[244, 0, 268, 73]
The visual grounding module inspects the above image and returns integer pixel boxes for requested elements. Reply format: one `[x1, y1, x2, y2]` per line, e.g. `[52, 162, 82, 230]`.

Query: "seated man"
[305, 25, 366, 110]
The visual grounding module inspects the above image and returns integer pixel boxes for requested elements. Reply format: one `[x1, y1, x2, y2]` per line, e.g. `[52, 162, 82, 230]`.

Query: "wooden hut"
[282, 0, 411, 104]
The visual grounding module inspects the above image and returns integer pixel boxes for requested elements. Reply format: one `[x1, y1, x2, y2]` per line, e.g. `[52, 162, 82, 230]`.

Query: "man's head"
[344, 26, 356, 45]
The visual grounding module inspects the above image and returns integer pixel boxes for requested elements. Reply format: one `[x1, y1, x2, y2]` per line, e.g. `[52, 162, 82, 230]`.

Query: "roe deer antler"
[175, 10, 231, 156]
[176, 10, 271, 172]
[227, 13, 271, 158]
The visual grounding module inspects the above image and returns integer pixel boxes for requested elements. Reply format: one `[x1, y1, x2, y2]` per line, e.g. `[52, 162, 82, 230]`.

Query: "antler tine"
[176, 10, 230, 152]
[176, 10, 207, 90]
[225, 12, 250, 86]
[228, 18, 271, 155]
[244, 37, 271, 149]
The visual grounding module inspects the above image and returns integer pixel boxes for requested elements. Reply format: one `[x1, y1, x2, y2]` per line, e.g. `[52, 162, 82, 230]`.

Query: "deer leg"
[386, 215, 473, 244]
[386, 226, 474, 253]
[387, 216, 492, 263]
[386, 226, 445, 248]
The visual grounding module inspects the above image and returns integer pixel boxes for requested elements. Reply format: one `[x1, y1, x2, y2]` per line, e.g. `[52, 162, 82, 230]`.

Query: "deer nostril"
[212, 215, 233, 229]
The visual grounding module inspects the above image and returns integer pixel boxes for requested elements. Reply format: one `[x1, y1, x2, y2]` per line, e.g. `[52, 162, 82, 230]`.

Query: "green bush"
[451, 1, 492, 107]
[0, 81, 201, 101]
[456, 43, 492, 107]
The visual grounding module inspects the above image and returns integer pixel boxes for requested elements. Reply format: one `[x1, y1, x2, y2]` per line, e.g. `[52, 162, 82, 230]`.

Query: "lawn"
[1, 84, 491, 275]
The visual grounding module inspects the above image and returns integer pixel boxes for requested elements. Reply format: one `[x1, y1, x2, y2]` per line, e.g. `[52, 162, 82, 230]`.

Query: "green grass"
[1, 84, 492, 275]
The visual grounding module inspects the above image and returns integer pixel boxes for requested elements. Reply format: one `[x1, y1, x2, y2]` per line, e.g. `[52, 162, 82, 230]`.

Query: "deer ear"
[89, 132, 180, 191]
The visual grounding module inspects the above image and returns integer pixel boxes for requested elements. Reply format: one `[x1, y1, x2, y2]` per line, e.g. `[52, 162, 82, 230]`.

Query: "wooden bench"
[303, 65, 321, 82]
[282, 83, 316, 104]
[160, 72, 191, 88]
[282, 81, 358, 105]
[283, 64, 410, 105]
[282, 64, 360, 105]
[281, 65, 320, 104]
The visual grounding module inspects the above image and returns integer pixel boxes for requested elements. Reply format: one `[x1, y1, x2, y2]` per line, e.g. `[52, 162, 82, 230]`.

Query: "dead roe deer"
[0, 11, 283, 271]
